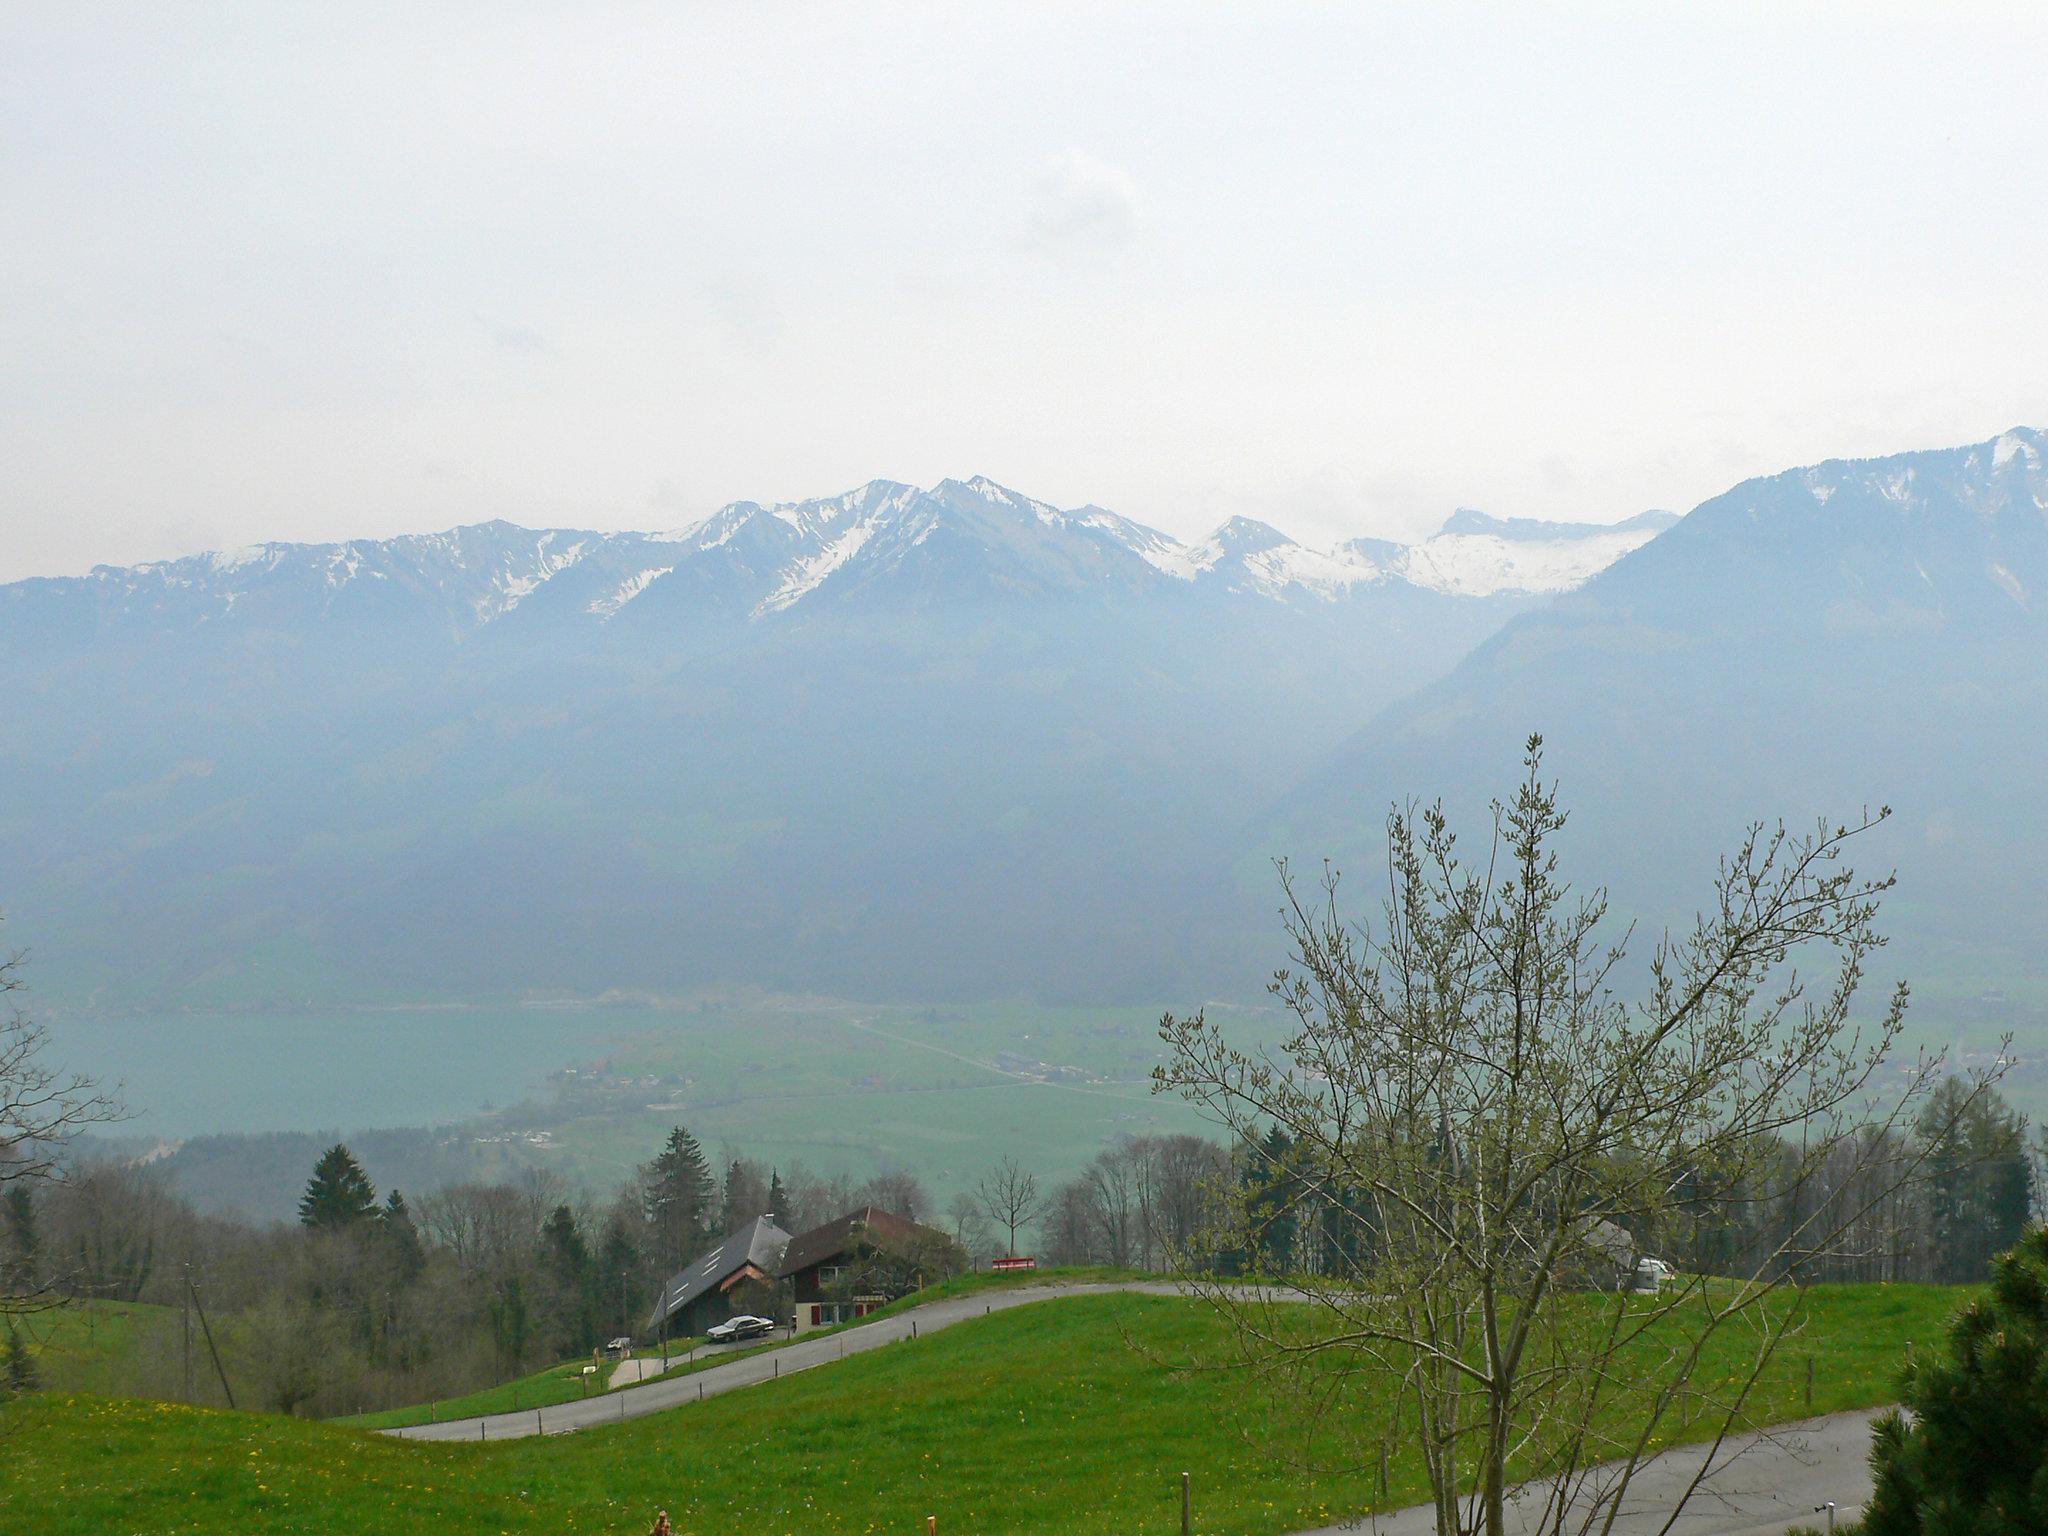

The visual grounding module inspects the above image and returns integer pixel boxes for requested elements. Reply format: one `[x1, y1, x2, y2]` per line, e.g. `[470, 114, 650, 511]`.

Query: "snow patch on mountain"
[210, 544, 275, 574]
[590, 567, 673, 617]
[1397, 524, 1663, 597]
[756, 515, 883, 614]
[473, 534, 591, 621]
[1993, 428, 2041, 471]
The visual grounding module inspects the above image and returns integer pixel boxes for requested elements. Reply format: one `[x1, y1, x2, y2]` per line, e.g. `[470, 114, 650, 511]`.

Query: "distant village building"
[647, 1214, 792, 1339]
[778, 1205, 962, 1332]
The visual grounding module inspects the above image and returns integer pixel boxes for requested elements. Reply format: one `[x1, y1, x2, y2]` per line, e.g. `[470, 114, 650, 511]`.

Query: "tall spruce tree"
[768, 1168, 787, 1222]
[641, 1125, 715, 1271]
[722, 1159, 747, 1231]
[379, 1188, 426, 1278]
[298, 1144, 377, 1229]
[542, 1204, 599, 1351]
[1918, 1078, 2032, 1284]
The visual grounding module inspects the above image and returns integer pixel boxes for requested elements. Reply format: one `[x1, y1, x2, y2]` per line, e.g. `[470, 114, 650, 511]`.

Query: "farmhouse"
[779, 1205, 961, 1332]
[648, 1214, 792, 1339]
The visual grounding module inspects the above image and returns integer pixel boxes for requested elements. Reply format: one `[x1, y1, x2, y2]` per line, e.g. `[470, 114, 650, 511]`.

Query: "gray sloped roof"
[648, 1215, 792, 1330]
[775, 1205, 948, 1279]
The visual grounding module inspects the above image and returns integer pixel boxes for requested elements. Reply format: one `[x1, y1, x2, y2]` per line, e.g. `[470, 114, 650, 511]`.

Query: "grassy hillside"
[9, 1299, 178, 1396]
[0, 1285, 1968, 1536]
[340, 1354, 618, 1430]
[344, 1269, 1142, 1430]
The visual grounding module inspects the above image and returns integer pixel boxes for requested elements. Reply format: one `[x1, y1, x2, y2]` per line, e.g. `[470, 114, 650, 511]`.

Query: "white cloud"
[1018, 149, 1137, 259]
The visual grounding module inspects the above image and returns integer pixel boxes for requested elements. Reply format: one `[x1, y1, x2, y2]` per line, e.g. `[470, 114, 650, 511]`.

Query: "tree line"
[4, 1121, 1013, 1417]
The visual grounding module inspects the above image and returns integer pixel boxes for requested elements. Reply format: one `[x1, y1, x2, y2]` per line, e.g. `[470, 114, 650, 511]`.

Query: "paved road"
[387, 1281, 1881, 1532]
[608, 1339, 772, 1388]
[1298, 1409, 1878, 1535]
[385, 1280, 1186, 1441]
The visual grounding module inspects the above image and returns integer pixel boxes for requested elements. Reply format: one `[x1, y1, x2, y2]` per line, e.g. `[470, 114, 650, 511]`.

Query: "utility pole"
[185, 1266, 234, 1409]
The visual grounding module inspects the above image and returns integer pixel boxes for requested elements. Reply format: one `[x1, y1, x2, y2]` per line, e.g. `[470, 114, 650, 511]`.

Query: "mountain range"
[2, 431, 2041, 1015]
[5, 476, 1673, 634]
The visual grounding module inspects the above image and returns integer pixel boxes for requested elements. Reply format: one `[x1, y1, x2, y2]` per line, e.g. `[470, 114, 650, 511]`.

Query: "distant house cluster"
[648, 1205, 962, 1340]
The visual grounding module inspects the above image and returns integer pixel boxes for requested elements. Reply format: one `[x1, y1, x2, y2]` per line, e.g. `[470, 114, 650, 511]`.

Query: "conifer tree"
[1863, 1225, 2048, 1533]
[594, 1221, 639, 1335]
[297, 1143, 377, 1229]
[768, 1168, 787, 1223]
[641, 1125, 715, 1270]
[379, 1187, 426, 1278]
[1916, 1079, 2032, 1283]
[542, 1204, 599, 1351]
[723, 1159, 747, 1230]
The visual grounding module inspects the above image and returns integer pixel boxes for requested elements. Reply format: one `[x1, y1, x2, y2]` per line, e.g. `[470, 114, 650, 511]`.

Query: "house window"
[819, 1265, 844, 1286]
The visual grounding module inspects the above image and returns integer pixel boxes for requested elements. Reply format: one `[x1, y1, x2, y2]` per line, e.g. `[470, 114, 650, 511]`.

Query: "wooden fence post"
[1805, 1355, 1815, 1412]
[1181, 1470, 1192, 1536]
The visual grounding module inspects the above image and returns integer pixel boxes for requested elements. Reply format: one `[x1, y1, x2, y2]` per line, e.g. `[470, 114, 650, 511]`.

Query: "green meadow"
[1, 1283, 1968, 1536]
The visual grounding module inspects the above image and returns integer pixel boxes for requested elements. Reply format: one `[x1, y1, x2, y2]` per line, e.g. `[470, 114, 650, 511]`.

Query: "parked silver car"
[706, 1314, 776, 1343]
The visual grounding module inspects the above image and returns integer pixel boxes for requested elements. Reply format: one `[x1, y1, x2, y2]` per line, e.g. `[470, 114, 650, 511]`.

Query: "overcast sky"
[4, 2, 2045, 581]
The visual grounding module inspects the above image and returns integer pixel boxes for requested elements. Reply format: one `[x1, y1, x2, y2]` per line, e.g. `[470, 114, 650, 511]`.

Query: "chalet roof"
[648, 1214, 792, 1329]
[776, 1205, 946, 1278]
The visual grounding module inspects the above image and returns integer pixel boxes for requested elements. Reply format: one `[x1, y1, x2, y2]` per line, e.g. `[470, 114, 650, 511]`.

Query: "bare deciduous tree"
[860, 1168, 931, 1224]
[977, 1156, 1048, 1257]
[1, 943, 119, 1317]
[1157, 740, 1996, 1536]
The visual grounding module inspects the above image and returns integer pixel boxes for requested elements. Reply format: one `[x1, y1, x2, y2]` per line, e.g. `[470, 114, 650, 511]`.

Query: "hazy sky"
[5, 2, 2045, 581]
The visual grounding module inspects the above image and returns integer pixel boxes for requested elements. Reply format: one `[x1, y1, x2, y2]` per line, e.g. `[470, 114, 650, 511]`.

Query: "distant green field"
[523, 999, 1258, 1199]
[69, 998, 1281, 1216]
[0, 1283, 1972, 1536]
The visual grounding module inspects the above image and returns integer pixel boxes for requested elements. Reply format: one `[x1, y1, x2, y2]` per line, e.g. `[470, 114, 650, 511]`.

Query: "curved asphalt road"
[385, 1280, 1187, 1442]
[386, 1282, 1880, 1533]
[1299, 1409, 1880, 1535]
